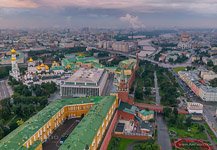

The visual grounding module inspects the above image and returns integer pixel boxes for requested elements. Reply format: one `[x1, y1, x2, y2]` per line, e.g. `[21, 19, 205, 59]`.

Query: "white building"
[200, 70, 217, 81]
[60, 68, 108, 97]
[179, 71, 217, 102]
[187, 102, 203, 114]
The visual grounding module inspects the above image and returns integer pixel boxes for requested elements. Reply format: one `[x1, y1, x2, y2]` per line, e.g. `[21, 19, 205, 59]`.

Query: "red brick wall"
[118, 91, 134, 104]
[100, 111, 118, 150]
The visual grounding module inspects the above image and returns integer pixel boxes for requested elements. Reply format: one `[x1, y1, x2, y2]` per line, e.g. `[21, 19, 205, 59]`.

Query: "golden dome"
[11, 57, 16, 61]
[45, 65, 49, 70]
[11, 49, 16, 54]
[40, 63, 45, 67]
[66, 65, 71, 69]
[36, 66, 41, 70]
[29, 57, 33, 62]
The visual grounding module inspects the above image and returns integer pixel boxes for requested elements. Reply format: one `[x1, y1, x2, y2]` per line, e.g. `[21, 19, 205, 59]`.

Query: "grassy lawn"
[173, 67, 186, 73]
[169, 124, 208, 140]
[119, 138, 136, 150]
[108, 137, 136, 150]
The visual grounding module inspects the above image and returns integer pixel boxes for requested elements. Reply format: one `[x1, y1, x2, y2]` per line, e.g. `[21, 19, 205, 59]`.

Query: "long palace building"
[0, 96, 118, 150]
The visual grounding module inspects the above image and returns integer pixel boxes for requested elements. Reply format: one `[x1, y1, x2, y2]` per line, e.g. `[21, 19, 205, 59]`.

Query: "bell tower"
[10, 49, 20, 81]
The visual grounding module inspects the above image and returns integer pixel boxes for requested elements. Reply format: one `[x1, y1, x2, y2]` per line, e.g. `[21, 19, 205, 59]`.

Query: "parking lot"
[42, 118, 81, 150]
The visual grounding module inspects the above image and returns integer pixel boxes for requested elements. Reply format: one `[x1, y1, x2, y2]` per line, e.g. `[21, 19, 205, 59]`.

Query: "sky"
[1, 0, 217, 29]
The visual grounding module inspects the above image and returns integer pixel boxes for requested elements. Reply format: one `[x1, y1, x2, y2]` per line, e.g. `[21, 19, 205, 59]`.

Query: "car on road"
[60, 134, 69, 144]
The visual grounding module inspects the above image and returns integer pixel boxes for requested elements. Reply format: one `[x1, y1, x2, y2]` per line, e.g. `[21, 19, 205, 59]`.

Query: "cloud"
[2, 0, 217, 14]
[120, 14, 145, 28]
[35, 0, 217, 14]
[0, 0, 38, 8]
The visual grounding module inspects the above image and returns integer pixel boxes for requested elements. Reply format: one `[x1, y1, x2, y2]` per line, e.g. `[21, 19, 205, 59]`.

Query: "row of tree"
[157, 68, 180, 106]
[134, 61, 155, 101]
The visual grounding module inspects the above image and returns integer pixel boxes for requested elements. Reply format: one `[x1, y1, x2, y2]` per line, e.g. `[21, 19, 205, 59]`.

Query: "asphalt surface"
[101, 73, 114, 96]
[154, 71, 172, 150]
[42, 118, 81, 150]
[0, 80, 10, 100]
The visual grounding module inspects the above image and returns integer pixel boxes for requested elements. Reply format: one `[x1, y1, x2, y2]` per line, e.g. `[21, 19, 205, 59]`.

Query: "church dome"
[40, 63, 45, 67]
[29, 58, 33, 62]
[11, 57, 16, 61]
[11, 49, 16, 54]
[45, 65, 49, 70]
[36, 66, 41, 70]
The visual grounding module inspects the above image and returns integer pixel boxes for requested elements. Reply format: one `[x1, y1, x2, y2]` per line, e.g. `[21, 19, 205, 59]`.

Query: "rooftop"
[118, 102, 138, 115]
[0, 96, 116, 150]
[65, 68, 105, 84]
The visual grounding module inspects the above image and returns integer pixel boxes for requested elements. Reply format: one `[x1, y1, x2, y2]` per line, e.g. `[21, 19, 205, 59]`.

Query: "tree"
[163, 107, 172, 118]
[185, 116, 192, 127]
[144, 87, 151, 96]
[16, 119, 24, 126]
[173, 107, 178, 117]
[207, 60, 214, 67]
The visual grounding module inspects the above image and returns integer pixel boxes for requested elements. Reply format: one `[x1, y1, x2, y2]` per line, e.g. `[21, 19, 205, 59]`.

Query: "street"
[101, 73, 114, 96]
[0, 80, 11, 100]
[154, 71, 172, 150]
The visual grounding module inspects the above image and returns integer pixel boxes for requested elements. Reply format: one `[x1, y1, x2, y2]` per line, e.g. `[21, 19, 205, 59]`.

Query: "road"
[154, 72, 160, 105]
[0, 80, 10, 100]
[101, 73, 114, 96]
[154, 71, 172, 150]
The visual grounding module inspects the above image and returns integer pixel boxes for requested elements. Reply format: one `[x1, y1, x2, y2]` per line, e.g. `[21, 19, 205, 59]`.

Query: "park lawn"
[173, 67, 186, 73]
[108, 137, 136, 150]
[119, 138, 136, 150]
[169, 124, 208, 140]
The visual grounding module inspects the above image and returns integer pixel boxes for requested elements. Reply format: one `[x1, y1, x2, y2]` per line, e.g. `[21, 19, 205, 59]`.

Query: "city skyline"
[1, 0, 217, 29]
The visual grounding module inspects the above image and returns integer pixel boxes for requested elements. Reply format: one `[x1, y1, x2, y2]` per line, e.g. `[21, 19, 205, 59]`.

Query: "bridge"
[134, 102, 189, 114]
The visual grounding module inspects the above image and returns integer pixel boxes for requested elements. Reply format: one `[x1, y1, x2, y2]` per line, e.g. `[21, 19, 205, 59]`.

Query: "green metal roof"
[118, 102, 138, 115]
[139, 110, 154, 116]
[50, 66, 65, 71]
[59, 96, 116, 150]
[0, 96, 116, 150]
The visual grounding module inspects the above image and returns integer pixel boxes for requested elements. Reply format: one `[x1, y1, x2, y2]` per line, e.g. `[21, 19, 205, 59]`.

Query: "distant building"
[187, 102, 203, 114]
[60, 68, 108, 97]
[177, 33, 192, 50]
[200, 70, 217, 81]
[98, 41, 137, 53]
